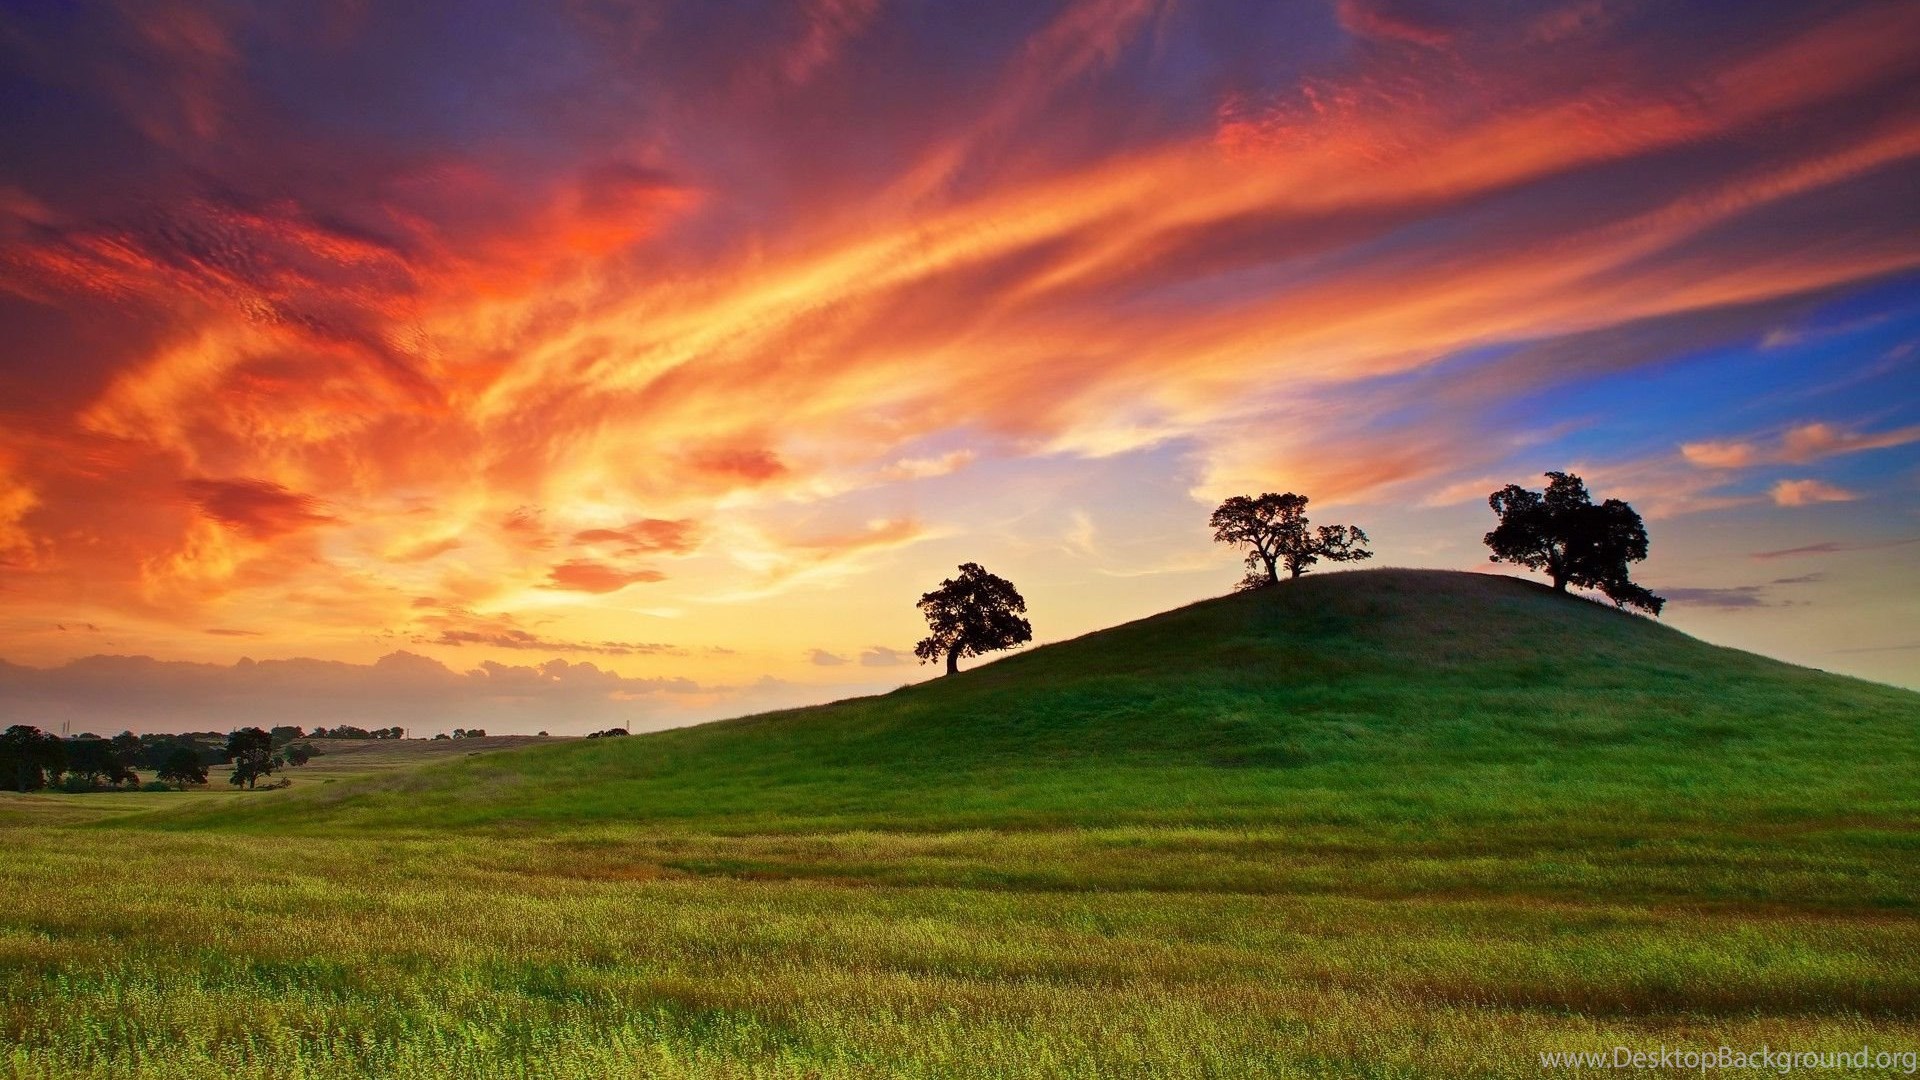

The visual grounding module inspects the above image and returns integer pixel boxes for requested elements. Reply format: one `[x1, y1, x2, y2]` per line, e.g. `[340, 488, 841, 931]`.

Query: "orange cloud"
[180, 478, 335, 540]
[572, 518, 701, 554]
[1679, 441, 1759, 470]
[1770, 479, 1859, 507]
[1, 0, 1916, 692]
[540, 560, 668, 594]
[1683, 422, 1920, 469]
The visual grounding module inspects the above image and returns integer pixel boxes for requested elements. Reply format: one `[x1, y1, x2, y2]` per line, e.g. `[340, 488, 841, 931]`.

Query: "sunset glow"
[2, 0, 1916, 731]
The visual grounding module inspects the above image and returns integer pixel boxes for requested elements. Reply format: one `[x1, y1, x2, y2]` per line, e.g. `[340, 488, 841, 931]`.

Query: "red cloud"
[180, 478, 334, 540]
[572, 518, 701, 554]
[688, 447, 787, 483]
[1335, 0, 1454, 47]
[540, 560, 667, 594]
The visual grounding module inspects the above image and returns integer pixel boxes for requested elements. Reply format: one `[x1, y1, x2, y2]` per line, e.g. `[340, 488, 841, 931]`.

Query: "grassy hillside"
[170, 568, 1920, 835]
[7, 569, 1918, 1078]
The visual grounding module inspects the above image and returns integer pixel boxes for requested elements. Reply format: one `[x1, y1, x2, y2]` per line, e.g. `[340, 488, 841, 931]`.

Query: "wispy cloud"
[0, 0, 1917, 700]
[1683, 421, 1920, 470]
[1770, 479, 1860, 507]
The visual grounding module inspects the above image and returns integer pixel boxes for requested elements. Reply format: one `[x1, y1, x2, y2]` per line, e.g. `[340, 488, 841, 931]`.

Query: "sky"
[0, 0, 1916, 735]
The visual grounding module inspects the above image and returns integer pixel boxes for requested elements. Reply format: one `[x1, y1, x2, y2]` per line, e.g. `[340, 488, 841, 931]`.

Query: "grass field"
[2, 570, 1916, 1077]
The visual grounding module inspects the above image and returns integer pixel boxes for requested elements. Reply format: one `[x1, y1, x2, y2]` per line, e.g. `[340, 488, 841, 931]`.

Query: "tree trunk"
[946, 644, 961, 676]
[1262, 555, 1280, 586]
[1290, 563, 1304, 579]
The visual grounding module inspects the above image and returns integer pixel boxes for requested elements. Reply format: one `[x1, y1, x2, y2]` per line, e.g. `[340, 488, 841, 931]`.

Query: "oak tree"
[1209, 493, 1373, 589]
[914, 563, 1033, 676]
[1484, 471, 1664, 614]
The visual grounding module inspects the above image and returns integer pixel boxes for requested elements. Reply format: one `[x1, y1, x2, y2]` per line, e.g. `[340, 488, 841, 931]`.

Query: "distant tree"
[537, 731, 549, 737]
[155, 744, 209, 787]
[225, 727, 272, 762]
[431, 732, 451, 741]
[269, 725, 304, 747]
[283, 743, 313, 767]
[1210, 492, 1373, 589]
[225, 727, 278, 789]
[1484, 471, 1664, 615]
[586, 728, 628, 739]
[63, 736, 138, 789]
[227, 749, 277, 789]
[914, 563, 1033, 676]
[0, 725, 66, 791]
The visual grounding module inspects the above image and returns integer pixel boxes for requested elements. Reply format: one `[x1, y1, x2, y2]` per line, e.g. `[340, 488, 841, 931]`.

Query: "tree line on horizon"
[0, 723, 337, 793]
[914, 469, 1663, 675]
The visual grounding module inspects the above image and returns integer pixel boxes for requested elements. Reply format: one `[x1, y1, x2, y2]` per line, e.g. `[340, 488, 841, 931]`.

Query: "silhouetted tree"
[914, 563, 1033, 676]
[1484, 471, 1664, 615]
[225, 727, 278, 789]
[156, 744, 209, 786]
[269, 725, 305, 747]
[0, 725, 66, 791]
[225, 727, 271, 762]
[63, 736, 138, 788]
[1210, 492, 1373, 589]
[283, 743, 313, 767]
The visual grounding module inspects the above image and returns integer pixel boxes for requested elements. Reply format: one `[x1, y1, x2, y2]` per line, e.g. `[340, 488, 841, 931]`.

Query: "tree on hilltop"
[1209, 492, 1372, 589]
[1484, 471, 1663, 615]
[914, 563, 1033, 676]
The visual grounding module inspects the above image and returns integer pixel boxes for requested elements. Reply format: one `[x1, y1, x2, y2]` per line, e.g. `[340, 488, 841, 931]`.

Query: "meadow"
[2, 571, 1917, 1077]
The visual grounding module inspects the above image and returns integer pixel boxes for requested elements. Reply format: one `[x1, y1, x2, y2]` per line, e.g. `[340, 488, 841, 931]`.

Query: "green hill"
[166, 569, 1920, 835]
[19, 568, 1920, 1077]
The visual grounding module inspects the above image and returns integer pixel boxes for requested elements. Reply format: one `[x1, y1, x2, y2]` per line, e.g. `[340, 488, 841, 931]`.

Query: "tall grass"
[2, 570, 1915, 1076]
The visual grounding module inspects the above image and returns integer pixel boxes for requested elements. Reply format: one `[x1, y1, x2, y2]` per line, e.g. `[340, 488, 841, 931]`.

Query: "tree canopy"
[63, 736, 138, 789]
[1484, 471, 1664, 615]
[155, 744, 209, 787]
[1210, 492, 1372, 589]
[225, 727, 279, 790]
[0, 725, 65, 792]
[914, 563, 1033, 676]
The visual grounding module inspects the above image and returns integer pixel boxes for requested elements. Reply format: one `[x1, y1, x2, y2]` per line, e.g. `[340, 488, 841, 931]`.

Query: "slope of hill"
[20, 569, 1920, 1077]
[158, 569, 1920, 835]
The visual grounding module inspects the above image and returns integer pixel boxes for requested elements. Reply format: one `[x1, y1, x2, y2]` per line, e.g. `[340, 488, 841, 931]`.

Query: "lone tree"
[1484, 471, 1664, 615]
[225, 727, 278, 790]
[1210, 492, 1372, 589]
[914, 562, 1033, 676]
